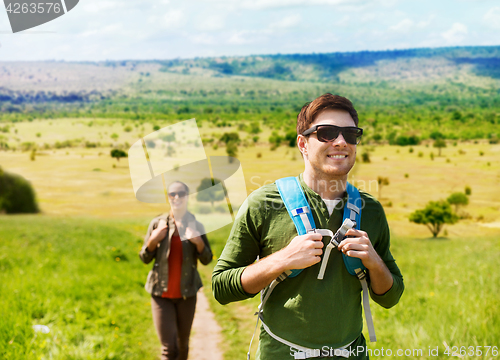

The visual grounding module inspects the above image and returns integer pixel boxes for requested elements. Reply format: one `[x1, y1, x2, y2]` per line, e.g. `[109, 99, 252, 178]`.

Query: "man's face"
[299, 109, 357, 179]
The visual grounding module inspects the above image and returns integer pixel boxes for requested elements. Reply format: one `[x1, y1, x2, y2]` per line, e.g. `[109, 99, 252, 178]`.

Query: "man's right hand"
[241, 233, 324, 295]
[276, 233, 324, 271]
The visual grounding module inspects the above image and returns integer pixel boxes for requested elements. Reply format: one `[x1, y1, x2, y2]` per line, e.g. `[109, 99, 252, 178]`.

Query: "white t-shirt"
[322, 198, 342, 216]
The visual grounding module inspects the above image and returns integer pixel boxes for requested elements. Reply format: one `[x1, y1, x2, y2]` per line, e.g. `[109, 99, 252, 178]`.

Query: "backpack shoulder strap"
[342, 183, 376, 342]
[276, 176, 316, 235]
[342, 183, 366, 276]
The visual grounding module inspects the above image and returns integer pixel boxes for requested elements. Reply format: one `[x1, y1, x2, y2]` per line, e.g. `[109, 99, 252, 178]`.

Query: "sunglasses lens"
[316, 126, 361, 145]
[169, 191, 187, 198]
[317, 127, 341, 142]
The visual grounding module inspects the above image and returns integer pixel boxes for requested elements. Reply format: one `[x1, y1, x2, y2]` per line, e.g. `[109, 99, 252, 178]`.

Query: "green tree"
[409, 200, 458, 237]
[110, 149, 128, 162]
[447, 192, 469, 213]
[433, 139, 446, 156]
[160, 132, 176, 143]
[377, 176, 389, 199]
[284, 130, 297, 147]
[220, 132, 240, 145]
[0, 167, 39, 214]
[226, 141, 238, 162]
[196, 178, 225, 206]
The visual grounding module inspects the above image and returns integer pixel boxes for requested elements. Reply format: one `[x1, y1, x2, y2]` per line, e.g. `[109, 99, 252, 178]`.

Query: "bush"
[110, 149, 127, 161]
[0, 167, 39, 214]
[361, 152, 371, 163]
[409, 200, 458, 237]
[395, 135, 420, 146]
[197, 204, 212, 214]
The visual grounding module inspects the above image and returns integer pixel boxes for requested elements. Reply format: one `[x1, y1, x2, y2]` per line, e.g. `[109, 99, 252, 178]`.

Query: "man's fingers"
[307, 233, 323, 241]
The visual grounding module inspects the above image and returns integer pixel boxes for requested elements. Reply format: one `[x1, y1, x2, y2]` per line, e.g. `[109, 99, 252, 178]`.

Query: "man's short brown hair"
[296, 93, 359, 135]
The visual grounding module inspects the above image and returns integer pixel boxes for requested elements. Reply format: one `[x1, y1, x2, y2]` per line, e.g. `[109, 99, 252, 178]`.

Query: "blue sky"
[0, 0, 499, 61]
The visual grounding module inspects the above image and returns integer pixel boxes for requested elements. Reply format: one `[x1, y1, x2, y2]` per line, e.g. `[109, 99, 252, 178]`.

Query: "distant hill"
[157, 46, 500, 82]
[0, 46, 499, 142]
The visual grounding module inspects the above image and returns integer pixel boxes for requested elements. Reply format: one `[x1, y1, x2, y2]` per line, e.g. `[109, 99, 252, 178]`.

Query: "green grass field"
[1, 115, 499, 359]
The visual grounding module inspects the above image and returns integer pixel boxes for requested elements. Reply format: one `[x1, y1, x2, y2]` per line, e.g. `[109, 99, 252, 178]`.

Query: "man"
[212, 94, 404, 359]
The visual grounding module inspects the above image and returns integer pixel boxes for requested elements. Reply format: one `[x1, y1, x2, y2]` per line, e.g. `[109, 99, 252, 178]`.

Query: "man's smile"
[327, 154, 348, 159]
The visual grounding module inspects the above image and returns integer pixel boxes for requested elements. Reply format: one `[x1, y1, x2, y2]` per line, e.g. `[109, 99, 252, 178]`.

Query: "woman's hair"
[168, 181, 190, 195]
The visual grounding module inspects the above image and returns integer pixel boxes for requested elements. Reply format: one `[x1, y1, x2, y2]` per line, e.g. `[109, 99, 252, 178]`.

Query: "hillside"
[0, 46, 499, 143]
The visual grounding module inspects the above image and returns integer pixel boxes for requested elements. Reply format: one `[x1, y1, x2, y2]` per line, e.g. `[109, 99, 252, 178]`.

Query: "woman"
[139, 181, 213, 360]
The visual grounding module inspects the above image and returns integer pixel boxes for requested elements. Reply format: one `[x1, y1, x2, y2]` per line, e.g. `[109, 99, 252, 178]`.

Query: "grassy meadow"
[0, 114, 499, 359]
[1, 47, 500, 359]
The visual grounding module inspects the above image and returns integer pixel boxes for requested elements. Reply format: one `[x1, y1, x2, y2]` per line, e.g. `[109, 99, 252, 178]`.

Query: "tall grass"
[0, 216, 156, 360]
[200, 229, 500, 360]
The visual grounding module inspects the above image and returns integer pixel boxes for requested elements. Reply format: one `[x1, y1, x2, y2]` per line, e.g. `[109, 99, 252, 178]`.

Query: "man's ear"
[297, 135, 308, 157]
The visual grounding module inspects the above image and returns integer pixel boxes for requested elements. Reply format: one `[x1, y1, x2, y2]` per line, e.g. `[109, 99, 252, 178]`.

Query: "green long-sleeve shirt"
[212, 174, 404, 359]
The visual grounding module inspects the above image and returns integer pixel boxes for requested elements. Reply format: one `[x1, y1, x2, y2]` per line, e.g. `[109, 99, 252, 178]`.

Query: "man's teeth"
[328, 155, 347, 158]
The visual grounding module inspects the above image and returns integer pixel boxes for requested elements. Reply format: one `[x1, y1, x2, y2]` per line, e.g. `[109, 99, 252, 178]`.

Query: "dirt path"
[189, 289, 223, 360]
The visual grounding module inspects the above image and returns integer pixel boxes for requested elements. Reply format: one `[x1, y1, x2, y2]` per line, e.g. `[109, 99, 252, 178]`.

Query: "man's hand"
[276, 233, 324, 271]
[241, 233, 323, 295]
[337, 229, 393, 295]
[337, 229, 381, 270]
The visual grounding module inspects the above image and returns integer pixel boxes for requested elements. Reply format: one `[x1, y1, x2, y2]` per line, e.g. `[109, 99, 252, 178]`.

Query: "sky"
[0, 0, 499, 61]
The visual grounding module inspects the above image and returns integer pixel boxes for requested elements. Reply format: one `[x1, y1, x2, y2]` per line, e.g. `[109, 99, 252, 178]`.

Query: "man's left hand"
[337, 229, 383, 271]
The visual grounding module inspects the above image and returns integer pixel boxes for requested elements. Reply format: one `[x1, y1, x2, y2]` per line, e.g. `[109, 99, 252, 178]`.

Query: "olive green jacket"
[212, 174, 404, 359]
[139, 212, 212, 298]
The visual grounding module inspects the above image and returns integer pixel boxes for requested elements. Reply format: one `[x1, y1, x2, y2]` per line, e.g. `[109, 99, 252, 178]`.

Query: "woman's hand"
[146, 219, 168, 252]
[185, 221, 205, 253]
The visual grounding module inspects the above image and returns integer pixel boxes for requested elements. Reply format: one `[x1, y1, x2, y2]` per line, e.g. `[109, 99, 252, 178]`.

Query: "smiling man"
[212, 94, 404, 359]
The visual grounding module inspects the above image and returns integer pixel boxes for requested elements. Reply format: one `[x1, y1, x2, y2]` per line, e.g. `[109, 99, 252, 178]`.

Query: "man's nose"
[331, 132, 347, 146]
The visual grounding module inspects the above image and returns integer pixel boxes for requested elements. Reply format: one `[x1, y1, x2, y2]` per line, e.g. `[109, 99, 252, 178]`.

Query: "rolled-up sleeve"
[369, 209, 404, 309]
[212, 194, 263, 305]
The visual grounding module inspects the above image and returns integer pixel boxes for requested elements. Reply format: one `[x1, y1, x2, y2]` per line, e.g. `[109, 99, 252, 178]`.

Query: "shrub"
[361, 152, 371, 163]
[409, 200, 458, 237]
[447, 192, 469, 213]
[220, 132, 240, 145]
[284, 130, 297, 147]
[395, 135, 420, 146]
[110, 149, 127, 162]
[0, 167, 39, 214]
[197, 205, 212, 214]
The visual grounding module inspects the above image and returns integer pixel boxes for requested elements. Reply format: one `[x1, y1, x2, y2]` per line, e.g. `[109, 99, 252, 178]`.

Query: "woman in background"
[139, 181, 212, 360]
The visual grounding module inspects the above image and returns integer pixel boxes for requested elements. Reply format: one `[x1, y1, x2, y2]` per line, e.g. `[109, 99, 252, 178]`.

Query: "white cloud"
[227, 31, 262, 45]
[441, 23, 468, 44]
[389, 19, 414, 32]
[269, 14, 302, 29]
[162, 9, 185, 29]
[190, 33, 217, 45]
[484, 7, 500, 29]
[335, 15, 351, 27]
[416, 14, 435, 28]
[238, 0, 356, 10]
[196, 14, 226, 31]
[80, 1, 119, 13]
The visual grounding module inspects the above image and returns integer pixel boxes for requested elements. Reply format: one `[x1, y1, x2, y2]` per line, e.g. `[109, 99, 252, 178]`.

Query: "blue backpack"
[248, 177, 376, 360]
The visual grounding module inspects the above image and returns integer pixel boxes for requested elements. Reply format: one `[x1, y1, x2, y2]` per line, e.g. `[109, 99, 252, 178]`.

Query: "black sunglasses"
[302, 124, 363, 145]
[168, 191, 187, 199]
